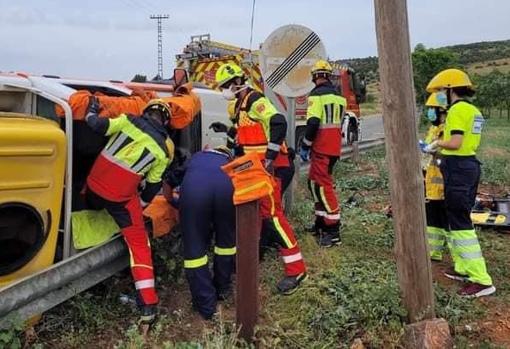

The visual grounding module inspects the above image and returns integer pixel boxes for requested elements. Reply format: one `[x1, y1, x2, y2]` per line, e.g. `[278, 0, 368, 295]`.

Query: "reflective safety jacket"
[303, 82, 346, 156]
[441, 100, 484, 156]
[424, 124, 445, 201]
[234, 89, 289, 167]
[86, 114, 171, 203]
[425, 163, 444, 200]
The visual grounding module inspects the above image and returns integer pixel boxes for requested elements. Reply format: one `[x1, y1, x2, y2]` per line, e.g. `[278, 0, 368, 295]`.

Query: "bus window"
[0, 91, 30, 114]
[36, 96, 59, 122]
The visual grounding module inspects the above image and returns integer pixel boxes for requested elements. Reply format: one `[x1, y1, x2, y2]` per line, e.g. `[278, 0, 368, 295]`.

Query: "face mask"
[436, 91, 448, 107]
[221, 84, 249, 100]
[426, 108, 437, 122]
[222, 86, 236, 100]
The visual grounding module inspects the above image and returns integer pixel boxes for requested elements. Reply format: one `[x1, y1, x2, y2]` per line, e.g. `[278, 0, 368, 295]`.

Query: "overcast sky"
[1, 0, 509, 80]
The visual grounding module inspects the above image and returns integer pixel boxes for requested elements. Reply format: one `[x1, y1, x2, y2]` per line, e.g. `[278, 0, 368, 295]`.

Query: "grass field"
[3, 119, 510, 349]
[360, 82, 382, 116]
[467, 58, 510, 76]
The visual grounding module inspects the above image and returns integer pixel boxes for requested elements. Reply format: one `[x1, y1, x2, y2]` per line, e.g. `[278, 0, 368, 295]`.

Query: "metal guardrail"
[299, 137, 386, 173]
[340, 137, 386, 160]
[0, 236, 128, 328]
[0, 137, 385, 328]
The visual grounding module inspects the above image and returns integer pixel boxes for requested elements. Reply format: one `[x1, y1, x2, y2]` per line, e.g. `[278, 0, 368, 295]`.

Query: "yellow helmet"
[215, 63, 245, 88]
[227, 100, 237, 120]
[425, 92, 447, 109]
[426, 68, 473, 93]
[311, 59, 333, 76]
[143, 98, 171, 121]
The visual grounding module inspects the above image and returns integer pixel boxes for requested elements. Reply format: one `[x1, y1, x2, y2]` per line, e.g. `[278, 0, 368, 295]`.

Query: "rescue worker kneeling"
[215, 63, 307, 295]
[84, 97, 173, 323]
[167, 147, 236, 320]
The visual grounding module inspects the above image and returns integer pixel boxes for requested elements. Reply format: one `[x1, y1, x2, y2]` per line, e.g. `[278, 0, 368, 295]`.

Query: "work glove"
[209, 122, 229, 133]
[264, 158, 274, 174]
[299, 147, 311, 162]
[86, 96, 100, 119]
[419, 140, 438, 154]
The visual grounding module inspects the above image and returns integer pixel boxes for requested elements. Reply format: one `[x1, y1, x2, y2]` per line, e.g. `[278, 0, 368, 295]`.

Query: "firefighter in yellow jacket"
[426, 68, 495, 298]
[420, 92, 448, 261]
[299, 60, 347, 247]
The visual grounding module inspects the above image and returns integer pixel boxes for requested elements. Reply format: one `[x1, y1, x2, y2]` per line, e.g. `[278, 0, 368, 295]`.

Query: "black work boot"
[276, 272, 308, 295]
[318, 232, 341, 247]
[139, 304, 157, 324]
[318, 223, 341, 247]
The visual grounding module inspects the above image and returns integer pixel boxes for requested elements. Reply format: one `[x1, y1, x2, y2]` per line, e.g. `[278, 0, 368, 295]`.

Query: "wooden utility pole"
[374, 0, 435, 322]
[235, 201, 260, 341]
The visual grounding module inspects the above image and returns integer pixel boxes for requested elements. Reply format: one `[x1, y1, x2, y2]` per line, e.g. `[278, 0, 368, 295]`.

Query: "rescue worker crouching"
[84, 97, 174, 322]
[426, 68, 495, 298]
[420, 92, 449, 262]
[215, 63, 308, 295]
[299, 60, 346, 247]
[166, 146, 236, 320]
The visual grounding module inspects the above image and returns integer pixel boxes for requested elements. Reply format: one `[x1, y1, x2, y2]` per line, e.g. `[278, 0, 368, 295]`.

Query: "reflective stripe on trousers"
[259, 177, 306, 276]
[450, 229, 492, 285]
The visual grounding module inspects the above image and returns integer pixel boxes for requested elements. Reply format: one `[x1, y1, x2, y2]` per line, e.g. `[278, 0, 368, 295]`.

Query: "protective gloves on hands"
[86, 96, 100, 120]
[299, 147, 311, 162]
[209, 122, 229, 133]
[419, 140, 439, 154]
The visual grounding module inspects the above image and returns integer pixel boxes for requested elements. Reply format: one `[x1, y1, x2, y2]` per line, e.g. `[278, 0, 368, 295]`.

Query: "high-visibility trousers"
[180, 152, 236, 318]
[308, 151, 340, 231]
[86, 189, 158, 305]
[259, 175, 306, 276]
[426, 199, 450, 261]
[440, 156, 492, 286]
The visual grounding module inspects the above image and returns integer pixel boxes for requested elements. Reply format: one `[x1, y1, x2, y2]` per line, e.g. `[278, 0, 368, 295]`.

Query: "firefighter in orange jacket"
[210, 101, 296, 196]
[85, 97, 173, 323]
[215, 63, 307, 294]
[299, 60, 346, 247]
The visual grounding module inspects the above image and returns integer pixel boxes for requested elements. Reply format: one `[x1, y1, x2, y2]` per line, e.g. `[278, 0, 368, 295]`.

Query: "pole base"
[403, 318, 452, 349]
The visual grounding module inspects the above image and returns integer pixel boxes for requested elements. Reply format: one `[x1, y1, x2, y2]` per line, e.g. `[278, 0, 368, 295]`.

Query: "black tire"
[295, 126, 306, 151]
[347, 118, 359, 145]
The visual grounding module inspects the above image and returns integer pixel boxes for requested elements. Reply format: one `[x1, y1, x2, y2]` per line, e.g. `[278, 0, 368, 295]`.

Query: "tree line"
[411, 44, 510, 119]
[472, 71, 510, 119]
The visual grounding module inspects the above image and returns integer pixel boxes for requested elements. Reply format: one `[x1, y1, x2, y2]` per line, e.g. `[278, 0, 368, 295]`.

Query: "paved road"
[361, 114, 384, 140]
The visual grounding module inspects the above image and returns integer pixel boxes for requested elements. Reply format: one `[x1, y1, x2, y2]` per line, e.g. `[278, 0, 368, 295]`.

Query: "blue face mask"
[436, 91, 448, 107]
[426, 108, 437, 122]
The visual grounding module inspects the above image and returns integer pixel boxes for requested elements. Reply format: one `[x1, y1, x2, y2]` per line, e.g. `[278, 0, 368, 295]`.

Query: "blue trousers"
[179, 151, 235, 318]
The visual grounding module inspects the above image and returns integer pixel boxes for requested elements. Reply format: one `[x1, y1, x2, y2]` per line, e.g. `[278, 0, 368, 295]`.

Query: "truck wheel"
[347, 118, 359, 145]
[295, 126, 306, 150]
